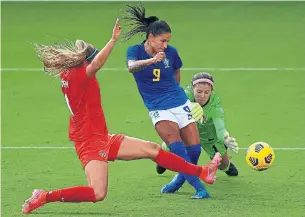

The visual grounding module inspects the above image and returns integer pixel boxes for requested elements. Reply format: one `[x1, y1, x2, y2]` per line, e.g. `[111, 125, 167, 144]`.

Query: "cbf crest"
[163, 58, 170, 68]
[152, 111, 160, 120]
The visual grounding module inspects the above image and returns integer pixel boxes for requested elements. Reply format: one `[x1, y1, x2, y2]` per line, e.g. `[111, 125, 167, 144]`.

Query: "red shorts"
[74, 134, 125, 168]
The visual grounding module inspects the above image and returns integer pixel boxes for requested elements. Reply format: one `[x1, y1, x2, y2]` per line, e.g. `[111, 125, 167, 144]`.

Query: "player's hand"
[112, 18, 122, 41]
[191, 102, 204, 122]
[224, 132, 239, 154]
[153, 52, 166, 63]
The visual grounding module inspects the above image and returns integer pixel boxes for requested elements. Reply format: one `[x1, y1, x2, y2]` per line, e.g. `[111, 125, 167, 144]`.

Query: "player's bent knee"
[90, 183, 108, 202]
[145, 141, 160, 159]
[94, 190, 108, 201]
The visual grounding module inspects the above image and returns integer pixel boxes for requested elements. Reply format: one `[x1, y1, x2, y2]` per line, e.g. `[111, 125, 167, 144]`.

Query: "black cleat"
[225, 162, 238, 176]
[156, 165, 167, 174]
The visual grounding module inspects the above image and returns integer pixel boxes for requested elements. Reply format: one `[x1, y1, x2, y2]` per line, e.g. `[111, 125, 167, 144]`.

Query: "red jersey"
[60, 64, 108, 142]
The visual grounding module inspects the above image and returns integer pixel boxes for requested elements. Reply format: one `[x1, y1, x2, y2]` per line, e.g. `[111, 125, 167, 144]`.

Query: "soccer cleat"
[156, 165, 167, 174]
[191, 190, 211, 199]
[160, 174, 185, 193]
[199, 152, 222, 184]
[225, 162, 239, 176]
[22, 189, 47, 214]
[160, 183, 180, 193]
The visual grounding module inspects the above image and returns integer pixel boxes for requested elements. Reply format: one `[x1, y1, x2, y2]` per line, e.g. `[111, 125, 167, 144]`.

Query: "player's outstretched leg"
[116, 136, 221, 185]
[156, 142, 169, 174]
[198, 153, 221, 183]
[22, 186, 97, 214]
[22, 160, 108, 214]
[22, 189, 48, 214]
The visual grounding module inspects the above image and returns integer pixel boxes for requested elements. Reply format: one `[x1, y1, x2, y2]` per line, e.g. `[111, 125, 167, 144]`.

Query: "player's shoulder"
[127, 42, 143, 52]
[127, 44, 141, 50]
[211, 92, 225, 113]
[184, 85, 195, 101]
[211, 91, 221, 102]
[166, 44, 179, 54]
[210, 90, 220, 101]
[184, 84, 192, 92]
[73, 64, 87, 74]
[62, 64, 88, 81]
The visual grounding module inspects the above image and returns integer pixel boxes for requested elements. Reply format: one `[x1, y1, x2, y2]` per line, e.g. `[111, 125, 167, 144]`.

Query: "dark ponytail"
[122, 4, 171, 41]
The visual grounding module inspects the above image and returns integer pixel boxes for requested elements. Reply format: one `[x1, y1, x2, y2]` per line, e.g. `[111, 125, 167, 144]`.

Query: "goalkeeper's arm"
[212, 108, 239, 153]
[212, 108, 227, 144]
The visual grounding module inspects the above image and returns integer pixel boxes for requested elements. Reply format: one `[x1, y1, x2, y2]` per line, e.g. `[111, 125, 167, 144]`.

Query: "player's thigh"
[116, 136, 160, 160]
[155, 120, 182, 145]
[171, 100, 199, 145]
[149, 110, 182, 144]
[180, 122, 200, 146]
[172, 99, 196, 130]
[84, 160, 108, 201]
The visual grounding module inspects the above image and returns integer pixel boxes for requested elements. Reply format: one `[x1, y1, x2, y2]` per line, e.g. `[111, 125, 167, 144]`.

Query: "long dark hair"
[122, 3, 171, 41]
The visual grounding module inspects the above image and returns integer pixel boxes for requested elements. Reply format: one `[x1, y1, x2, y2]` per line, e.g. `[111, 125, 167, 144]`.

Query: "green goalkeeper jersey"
[185, 85, 227, 147]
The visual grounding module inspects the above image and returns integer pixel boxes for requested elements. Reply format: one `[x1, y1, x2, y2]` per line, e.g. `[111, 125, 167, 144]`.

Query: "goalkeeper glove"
[224, 132, 239, 154]
[191, 102, 204, 122]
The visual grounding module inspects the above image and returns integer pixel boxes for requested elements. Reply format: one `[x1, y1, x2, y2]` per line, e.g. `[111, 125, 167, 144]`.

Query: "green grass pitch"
[1, 1, 305, 217]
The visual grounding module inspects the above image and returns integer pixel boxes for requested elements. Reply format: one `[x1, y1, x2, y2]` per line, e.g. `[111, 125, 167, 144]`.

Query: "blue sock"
[186, 144, 202, 165]
[169, 142, 205, 191]
[171, 144, 202, 186]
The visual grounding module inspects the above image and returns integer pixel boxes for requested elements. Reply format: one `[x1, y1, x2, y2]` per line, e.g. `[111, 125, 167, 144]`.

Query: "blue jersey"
[126, 41, 188, 111]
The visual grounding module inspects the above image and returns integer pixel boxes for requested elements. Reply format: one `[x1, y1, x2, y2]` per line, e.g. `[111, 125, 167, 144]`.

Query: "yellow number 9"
[153, 69, 161, 82]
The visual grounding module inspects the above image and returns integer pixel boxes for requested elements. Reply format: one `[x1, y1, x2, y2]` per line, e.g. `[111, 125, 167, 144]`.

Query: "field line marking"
[1, 67, 305, 72]
[1, 146, 305, 150]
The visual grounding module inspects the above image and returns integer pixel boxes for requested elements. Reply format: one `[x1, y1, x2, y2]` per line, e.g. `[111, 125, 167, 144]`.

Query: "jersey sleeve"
[212, 107, 227, 144]
[204, 93, 227, 143]
[173, 48, 183, 70]
[126, 46, 138, 65]
[184, 85, 195, 101]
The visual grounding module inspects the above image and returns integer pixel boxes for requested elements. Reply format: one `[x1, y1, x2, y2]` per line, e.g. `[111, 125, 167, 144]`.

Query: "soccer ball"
[245, 142, 275, 171]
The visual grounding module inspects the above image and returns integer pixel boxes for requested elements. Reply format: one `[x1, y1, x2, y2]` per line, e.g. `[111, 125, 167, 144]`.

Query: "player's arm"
[184, 85, 195, 101]
[212, 108, 227, 144]
[175, 69, 181, 83]
[212, 107, 239, 153]
[86, 18, 121, 78]
[127, 52, 165, 73]
[173, 48, 183, 83]
[127, 59, 155, 73]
